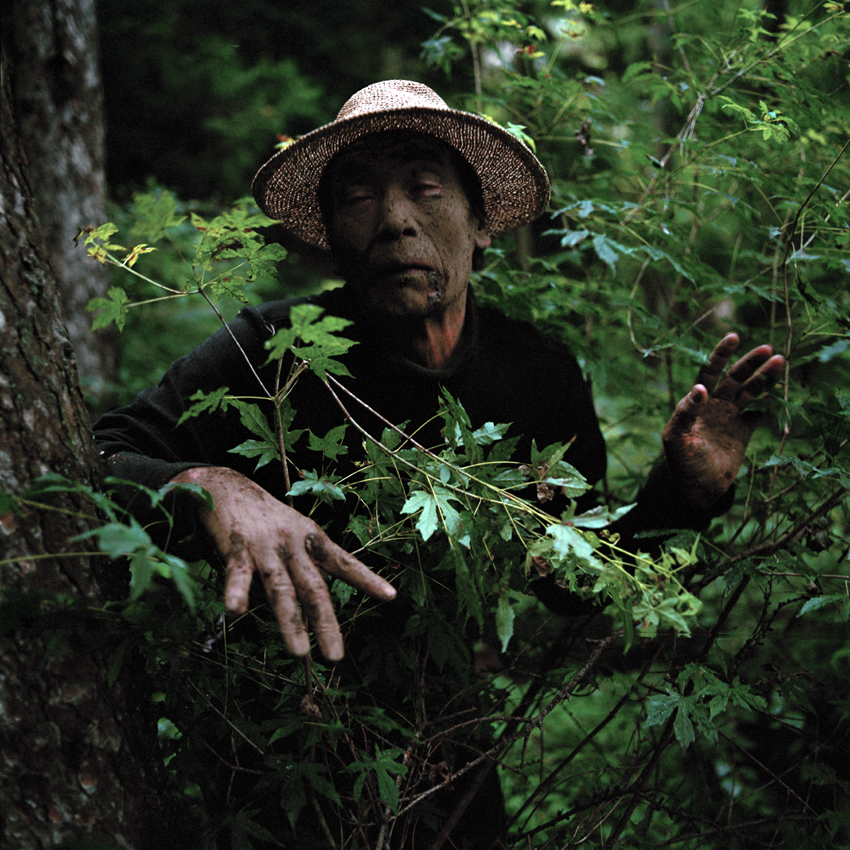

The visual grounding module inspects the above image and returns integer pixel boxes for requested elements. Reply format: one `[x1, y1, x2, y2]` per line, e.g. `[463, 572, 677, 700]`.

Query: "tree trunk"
[8, 0, 117, 411]
[0, 51, 166, 850]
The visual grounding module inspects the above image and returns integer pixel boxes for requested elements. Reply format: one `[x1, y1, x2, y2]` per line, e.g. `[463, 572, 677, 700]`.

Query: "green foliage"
[7, 474, 212, 611]
[443, 4, 850, 846]
[264, 304, 357, 380]
[17, 0, 850, 846]
[82, 194, 288, 317]
[80, 190, 298, 403]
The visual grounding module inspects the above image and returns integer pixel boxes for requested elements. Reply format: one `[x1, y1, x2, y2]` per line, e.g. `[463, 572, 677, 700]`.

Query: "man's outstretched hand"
[171, 467, 396, 662]
[662, 333, 785, 509]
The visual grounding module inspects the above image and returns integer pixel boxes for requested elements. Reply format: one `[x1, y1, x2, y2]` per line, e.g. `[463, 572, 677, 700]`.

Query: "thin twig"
[717, 729, 822, 820]
[395, 634, 618, 820]
[309, 786, 339, 850]
[198, 287, 272, 398]
[509, 633, 673, 834]
[186, 678, 263, 754]
[602, 711, 676, 846]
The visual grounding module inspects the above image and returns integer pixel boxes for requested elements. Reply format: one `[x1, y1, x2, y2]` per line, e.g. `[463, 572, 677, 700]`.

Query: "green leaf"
[287, 469, 346, 503]
[645, 691, 678, 727]
[447, 545, 483, 631]
[547, 522, 601, 568]
[80, 221, 119, 245]
[308, 424, 349, 460]
[423, 608, 468, 670]
[471, 420, 511, 446]
[130, 190, 187, 242]
[506, 122, 536, 152]
[375, 763, 400, 813]
[164, 554, 195, 609]
[401, 486, 463, 542]
[264, 304, 357, 380]
[529, 442, 589, 498]
[266, 715, 305, 747]
[570, 503, 636, 529]
[176, 386, 232, 427]
[90, 520, 152, 559]
[762, 455, 850, 489]
[229, 439, 279, 472]
[439, 387, 477, 456]
[559, 229, 591, 248]
[797, 595, 849, 619]
[87, 286, 130, 331]
[346, 747, 407, 814]
[128, 550, 156, 600]
[330, 578, 356, 607]
[225, 811, 279, 850]
[226, 402, 282, 470]
[674, 702, 696, 751]
[645, 689, 696, 750]
[234, 400, 277, 443]
[592, 235, 619, 274]
[299, 761, 341, 805]
[621, 60, 654, 83]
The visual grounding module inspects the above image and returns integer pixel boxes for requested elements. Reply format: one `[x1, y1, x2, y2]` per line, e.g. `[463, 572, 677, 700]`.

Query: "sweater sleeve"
[93, 304, 285, 553]
[609, 459, 735, 549]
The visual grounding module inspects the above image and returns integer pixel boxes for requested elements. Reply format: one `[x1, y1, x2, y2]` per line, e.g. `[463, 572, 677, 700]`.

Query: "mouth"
[376, 262, 435, 277]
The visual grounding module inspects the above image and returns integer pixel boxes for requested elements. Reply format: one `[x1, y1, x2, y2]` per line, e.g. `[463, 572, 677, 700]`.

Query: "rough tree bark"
[8, 0, 116, 410]
[0, 52, 167, 850]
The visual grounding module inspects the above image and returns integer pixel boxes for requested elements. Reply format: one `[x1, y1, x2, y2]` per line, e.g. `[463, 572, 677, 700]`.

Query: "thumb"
[664, 385, 708, 441]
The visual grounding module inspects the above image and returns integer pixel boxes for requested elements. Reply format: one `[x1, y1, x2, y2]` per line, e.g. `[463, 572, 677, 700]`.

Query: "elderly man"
[94, 81, 783, 846]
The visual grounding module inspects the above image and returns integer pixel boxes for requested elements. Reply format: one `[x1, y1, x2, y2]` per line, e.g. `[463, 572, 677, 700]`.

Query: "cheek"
[433, 211, 476, 261]
[330, 210, 375, 254]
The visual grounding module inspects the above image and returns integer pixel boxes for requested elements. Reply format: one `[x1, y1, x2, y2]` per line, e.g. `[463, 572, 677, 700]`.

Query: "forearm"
[609, 459, 734, 552]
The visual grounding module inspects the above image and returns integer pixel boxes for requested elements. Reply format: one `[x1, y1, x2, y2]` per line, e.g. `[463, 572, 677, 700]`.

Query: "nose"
[376, 185, 419, 240]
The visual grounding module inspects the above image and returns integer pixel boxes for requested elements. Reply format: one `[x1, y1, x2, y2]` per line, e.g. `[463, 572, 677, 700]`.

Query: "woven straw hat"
[251, 80, 550, 251]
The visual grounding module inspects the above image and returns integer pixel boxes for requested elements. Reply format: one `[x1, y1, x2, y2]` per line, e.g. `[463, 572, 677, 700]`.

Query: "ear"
[473, 220, 491, 250]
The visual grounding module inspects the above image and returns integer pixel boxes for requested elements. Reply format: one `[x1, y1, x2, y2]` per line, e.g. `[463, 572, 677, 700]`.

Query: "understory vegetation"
[5, 1, 849, 847]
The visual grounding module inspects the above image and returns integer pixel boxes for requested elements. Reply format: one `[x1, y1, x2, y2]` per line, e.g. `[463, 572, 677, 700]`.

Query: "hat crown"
[252, 79, 550, 250]
[336, 80, 451, 122]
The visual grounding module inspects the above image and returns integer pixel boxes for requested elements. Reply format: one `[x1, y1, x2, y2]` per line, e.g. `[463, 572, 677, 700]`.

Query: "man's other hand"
[170, 467, 396, 662]
[662, 332, 785, 508]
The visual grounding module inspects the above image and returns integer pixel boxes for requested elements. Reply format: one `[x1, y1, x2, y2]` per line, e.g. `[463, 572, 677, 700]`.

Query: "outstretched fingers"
[663, 334, 785, 507]
[254, 531, 396, 662]
[718, 346, 783, 407]
[268, 545, 340, 661]
[305, 533, 397, 601]
[695, 332, 784, 408]
[190, 469, 396, 662]
[695, 333, 740, 394]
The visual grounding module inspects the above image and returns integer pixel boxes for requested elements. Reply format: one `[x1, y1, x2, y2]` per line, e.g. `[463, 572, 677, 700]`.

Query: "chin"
[360, 283, 442, 319]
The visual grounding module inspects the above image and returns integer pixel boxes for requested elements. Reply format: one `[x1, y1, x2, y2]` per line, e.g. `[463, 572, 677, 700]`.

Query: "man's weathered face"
[325, 134, 490, 320]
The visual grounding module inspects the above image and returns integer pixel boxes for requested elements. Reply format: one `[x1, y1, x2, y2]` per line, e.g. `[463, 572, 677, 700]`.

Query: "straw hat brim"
[251, 105, 550, 251]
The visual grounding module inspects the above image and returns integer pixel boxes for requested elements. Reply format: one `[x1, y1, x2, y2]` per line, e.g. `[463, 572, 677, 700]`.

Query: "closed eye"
[341, 189, 375, 208]
[411, 181, 443, 198]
